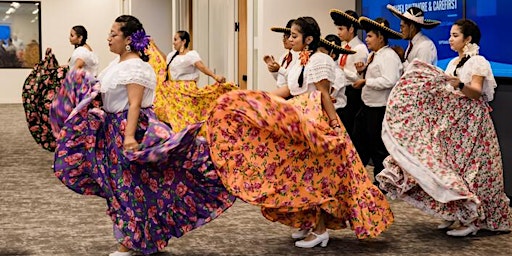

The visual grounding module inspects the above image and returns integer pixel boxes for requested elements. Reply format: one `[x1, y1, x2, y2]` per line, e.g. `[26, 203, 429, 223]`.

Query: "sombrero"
[329, 9, 361, 29]
[270, 27, 291, 34]
[358, 16, 404, 39]
[320, 38, 356, 55]
[387, 4, 440, 29]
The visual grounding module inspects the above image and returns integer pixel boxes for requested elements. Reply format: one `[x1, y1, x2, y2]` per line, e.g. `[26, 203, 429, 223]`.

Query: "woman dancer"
[153, 30, 237, 133]
[376, 19, 511, 236]
[52, 15, 235, 255]
[206, 16, 393, 249]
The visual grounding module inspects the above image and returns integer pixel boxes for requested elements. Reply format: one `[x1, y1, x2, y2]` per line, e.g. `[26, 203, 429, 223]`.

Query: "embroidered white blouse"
[69, 46, 99, 76]
[445, 55, 497, 101]
[99, 57, 157, 113]
[166, 50, 202, 81]
[287, 52, 336, 96]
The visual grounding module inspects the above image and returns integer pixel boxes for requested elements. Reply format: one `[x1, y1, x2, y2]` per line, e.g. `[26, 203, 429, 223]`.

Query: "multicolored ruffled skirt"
[206, 90, 394, 239]
[376, 60, 510, 231]
[53, 70, 236, 254]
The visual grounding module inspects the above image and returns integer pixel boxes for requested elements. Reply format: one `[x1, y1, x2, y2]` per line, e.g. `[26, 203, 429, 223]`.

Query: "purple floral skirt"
[53, 71, 235, 254]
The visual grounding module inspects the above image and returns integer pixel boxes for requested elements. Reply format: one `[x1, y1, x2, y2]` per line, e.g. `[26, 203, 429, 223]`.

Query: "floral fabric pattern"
[206, 90, 394, 239]
[53, 70, 235, 255]
[22, 48, 68, 151]
[376, 60, 510, 231]
[153, 79, 238, 135]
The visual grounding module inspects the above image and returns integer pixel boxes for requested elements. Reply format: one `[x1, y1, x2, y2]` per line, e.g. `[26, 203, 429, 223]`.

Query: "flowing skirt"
[206, 90, 394, 239]
[22, 48, 68, 151]
[376, 60, 510, 231]
[53, 70, 236, 254]
[153, 79, 238, 134]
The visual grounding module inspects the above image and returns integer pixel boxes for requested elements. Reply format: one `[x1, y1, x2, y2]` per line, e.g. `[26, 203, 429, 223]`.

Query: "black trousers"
[340, 86, 363, 139]
[352, 105, 388, 185]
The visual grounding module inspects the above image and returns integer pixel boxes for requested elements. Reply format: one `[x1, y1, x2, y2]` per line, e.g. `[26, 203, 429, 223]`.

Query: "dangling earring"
[299, 44, 311, 66]
[125, 44, 131, 52]
[179, 45, 185, 53]
[462, 42, 469, 54]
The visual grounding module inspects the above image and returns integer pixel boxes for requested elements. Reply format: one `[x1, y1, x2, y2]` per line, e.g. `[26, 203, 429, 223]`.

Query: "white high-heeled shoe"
[437, 220, 455, 229]
[291, 229, 310, 239]
[294, 231, 329, 248]
[446, 224, 479, 236]
[109, 251, 133, 256]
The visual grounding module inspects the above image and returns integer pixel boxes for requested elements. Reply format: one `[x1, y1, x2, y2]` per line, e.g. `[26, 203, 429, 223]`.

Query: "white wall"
[251, 0, 355, 92]
[0, 0, 121, 104]
[130, 0, 173, 55]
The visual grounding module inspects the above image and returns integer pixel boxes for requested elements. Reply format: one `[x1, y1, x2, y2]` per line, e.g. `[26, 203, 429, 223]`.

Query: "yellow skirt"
[154, 80, 238, 134]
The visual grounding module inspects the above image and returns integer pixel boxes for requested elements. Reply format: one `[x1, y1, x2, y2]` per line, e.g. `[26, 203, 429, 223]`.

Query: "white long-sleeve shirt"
[341, 37, 369, 84]
[362, 46, 403, 107]
[403, 31, 437, 69]
[271, 50, 299, 87]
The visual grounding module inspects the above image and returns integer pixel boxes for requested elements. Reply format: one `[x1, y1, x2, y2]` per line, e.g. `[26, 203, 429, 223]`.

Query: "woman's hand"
[447, 76, 461, 89]
[329, 119, 343, 136]
[214, 75, 226, 83]
[123, 136, 139, 151]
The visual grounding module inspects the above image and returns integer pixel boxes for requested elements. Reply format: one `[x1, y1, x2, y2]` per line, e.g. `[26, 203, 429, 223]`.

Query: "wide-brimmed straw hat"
[270, 27, 291, 34]
[320, 38, 356, 55]
[329, 9, 361, 29]
[358, 16, 404, 39]
[387, 4, 440, 29]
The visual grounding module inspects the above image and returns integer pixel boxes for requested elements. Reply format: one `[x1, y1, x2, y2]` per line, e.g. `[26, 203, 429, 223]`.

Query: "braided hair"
[115, 15, 150, 62]
[293, 17, 321, 87]
[71, 25, 88, 48]
[452, 19, 481, 76]
[165, 30, 190, 81]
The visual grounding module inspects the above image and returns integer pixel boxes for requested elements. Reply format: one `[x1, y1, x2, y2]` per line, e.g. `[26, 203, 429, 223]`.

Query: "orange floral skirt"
[206, 90, 394, 239]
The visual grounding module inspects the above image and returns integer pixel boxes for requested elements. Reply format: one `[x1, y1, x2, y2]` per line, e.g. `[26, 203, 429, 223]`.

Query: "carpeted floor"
[0, 103, 510, 256]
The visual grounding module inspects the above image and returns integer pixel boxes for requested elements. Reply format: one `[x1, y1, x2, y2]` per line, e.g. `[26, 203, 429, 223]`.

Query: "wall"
[251, 0, 355, 92]
[0, 0, 121, 104]
[130, 0, 173, 55]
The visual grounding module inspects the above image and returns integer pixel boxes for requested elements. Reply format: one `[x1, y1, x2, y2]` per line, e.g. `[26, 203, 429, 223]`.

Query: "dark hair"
[293, 17, 321, 52]
[322, 34, 342, 59]
[115, 15, 149, 62]
[452, 19, 481, 76]
[164, 30, 191, 81]
[368, 17, 390, 45]
[72, 25, 88, 48]
[284, 19, 295, 37]
[293, 17, 321, 87]
[344, 10, 360, 35]
[176, 30, 191, 49]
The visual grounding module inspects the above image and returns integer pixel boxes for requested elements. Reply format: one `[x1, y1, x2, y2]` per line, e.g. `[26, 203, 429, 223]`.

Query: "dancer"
[52, 15, 235, 255]
[49, 25, 100, 138]
[23, 25, 98, 151]
[206, 16, 393, 249]
[67, 25, 100, 75]
[329, 9, 369, 137]
[352, 17, 403, 188]
[387, 4, 440, 68]
[153, 30, 237, 133]
[376, 19, 511, 236]
[263, 19, 299, 88]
